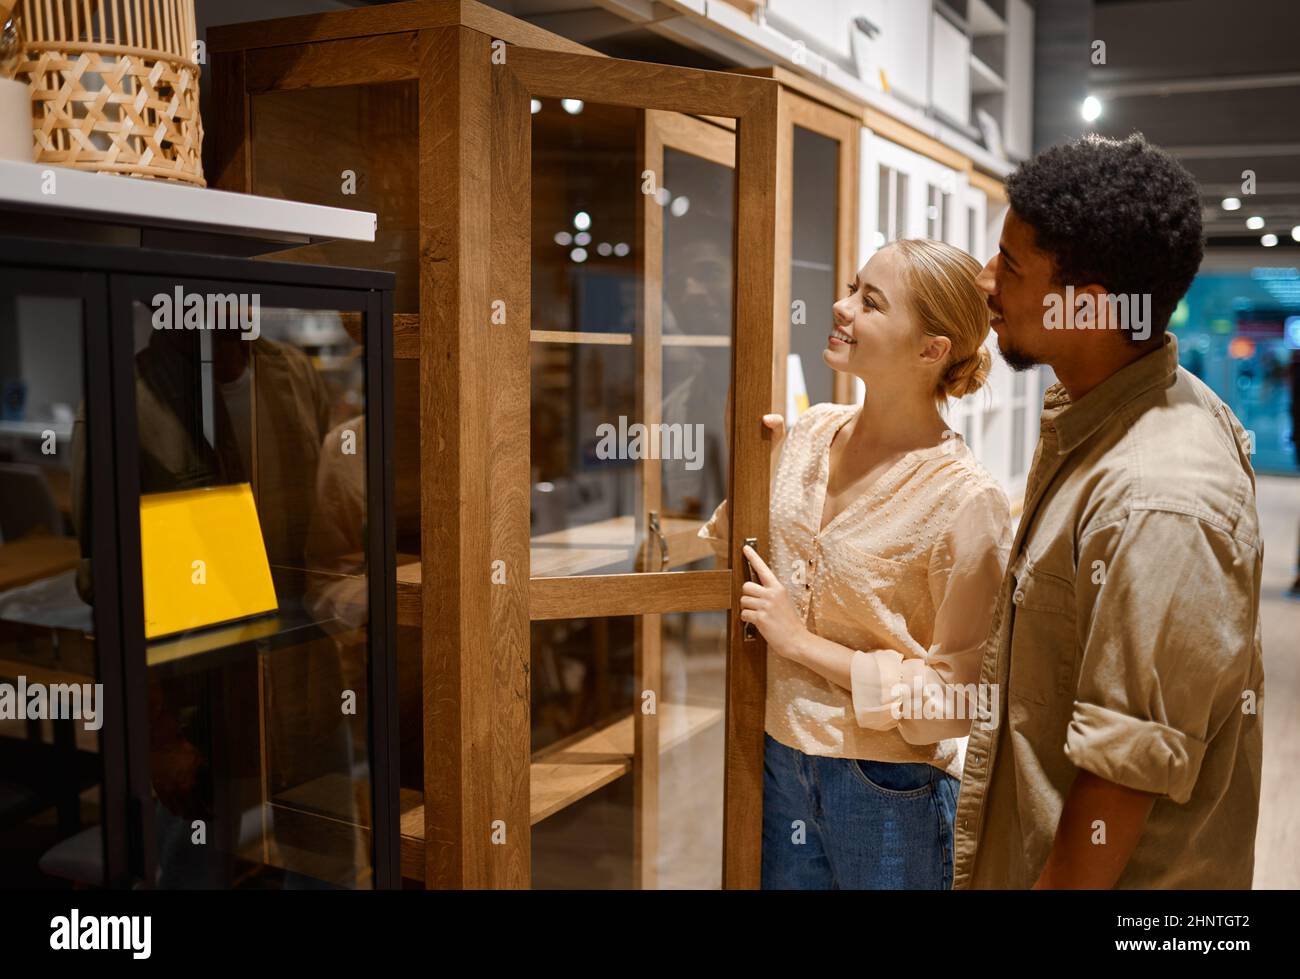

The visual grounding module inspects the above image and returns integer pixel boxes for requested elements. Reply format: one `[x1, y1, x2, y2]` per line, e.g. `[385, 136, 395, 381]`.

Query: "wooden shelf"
[0, 535, 79, 592]
[398, 702, 723, 880]
[532, 330, 632, 345]
[396, 515, 716, 625]
[969, 0, 1008, 36]
[392, 315, 731, 359]
[662, 334, 730, 347]
[969, 54, 1006, 95]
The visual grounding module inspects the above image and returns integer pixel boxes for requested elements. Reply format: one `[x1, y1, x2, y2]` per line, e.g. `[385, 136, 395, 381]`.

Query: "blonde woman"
[702, 239, 1011, 889]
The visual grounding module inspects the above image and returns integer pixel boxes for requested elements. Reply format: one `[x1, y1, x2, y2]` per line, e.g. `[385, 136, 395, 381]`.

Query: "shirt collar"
[1041, 333, 1180, 454]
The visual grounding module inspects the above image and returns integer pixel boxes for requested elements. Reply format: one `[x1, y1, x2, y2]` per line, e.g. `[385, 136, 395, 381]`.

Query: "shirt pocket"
[816, 543, 909, 635]
[1007, 562, 1077, 707]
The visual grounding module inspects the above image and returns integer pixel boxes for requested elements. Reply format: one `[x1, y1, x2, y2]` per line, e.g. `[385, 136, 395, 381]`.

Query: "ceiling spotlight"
[1261, 233, 1278, 247]
[574, 231, 591, 246]
[1222, 197, 1242, 211]
[561, 98, 584, 115]
[670, 195, 690, 217]
[1081, 96, 1102, 122]
[554, 231, 572, 246]
[570, 247, 588, 263]
[613, 242, 630, 257]
[1292, 225, 1300, 242]
[597, 242, 613, 256]
[573, 211, 591, 231]
[530, 99, 541, 115]
[1246, 216, 1265, 230]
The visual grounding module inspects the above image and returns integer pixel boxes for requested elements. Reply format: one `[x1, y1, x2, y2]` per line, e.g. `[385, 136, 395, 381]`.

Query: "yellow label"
[140, 484, 278, 640]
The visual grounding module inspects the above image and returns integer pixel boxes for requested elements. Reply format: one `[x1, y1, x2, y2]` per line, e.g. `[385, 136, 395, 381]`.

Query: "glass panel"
[529, 102, 735, 576]
[661, 146, 732, 547]
[1012, 369, 1027, 399]
[250, 82, 419, 314]
[130, 294, 373, 889]
[896, 172, 909, 239]
[877, 163, 891, 242]
[1011, 403, 1027, 478]
[789, 126, 839, 410]
[0, 286, 105, 888]
[927, 184, 942, 239]
[530, 612, 727, 888]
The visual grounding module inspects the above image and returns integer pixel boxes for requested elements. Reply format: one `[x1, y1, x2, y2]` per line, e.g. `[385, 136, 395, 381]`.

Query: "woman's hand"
[763, 413, 785, 453]
[741, 543, 809, 661]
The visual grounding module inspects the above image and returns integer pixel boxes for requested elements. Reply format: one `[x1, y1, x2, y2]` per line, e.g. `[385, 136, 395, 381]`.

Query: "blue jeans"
[761, 733, 959, 889]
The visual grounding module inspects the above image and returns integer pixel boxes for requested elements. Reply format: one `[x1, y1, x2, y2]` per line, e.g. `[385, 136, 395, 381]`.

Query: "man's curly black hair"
[1005, 133, 1204, 342]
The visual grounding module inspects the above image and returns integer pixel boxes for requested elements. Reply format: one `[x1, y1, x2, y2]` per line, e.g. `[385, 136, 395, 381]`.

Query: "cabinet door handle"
[648, 510, 668, 573]
[742, 537, 759, 641]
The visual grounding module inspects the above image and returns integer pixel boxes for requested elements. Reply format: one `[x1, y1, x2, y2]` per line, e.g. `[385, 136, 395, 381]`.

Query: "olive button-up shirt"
[954, 334, 1265, 889]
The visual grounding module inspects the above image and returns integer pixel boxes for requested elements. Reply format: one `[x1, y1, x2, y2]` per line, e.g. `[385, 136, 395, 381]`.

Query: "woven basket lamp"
[13, 0, 205, 185]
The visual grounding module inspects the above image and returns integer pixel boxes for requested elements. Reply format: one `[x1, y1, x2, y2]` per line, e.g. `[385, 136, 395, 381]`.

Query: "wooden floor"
[1252, 474, 1300, 889]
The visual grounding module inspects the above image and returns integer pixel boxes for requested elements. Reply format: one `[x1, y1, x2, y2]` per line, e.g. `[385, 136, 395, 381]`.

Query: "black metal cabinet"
[0, 238, 397, 889]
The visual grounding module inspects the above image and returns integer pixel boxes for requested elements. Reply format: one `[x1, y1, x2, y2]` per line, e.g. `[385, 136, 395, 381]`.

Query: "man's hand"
[1033, 768, 1156, 889]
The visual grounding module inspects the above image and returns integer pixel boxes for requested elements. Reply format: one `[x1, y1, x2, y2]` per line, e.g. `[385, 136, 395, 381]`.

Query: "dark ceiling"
[1090, 0, 1300, 252]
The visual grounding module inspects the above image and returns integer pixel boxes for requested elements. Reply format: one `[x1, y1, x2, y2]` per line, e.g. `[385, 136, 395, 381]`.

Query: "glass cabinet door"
[117, 278, 388, 889]
[529, 105, 736, 579]
[506, 43, 776, 888]
[0, 269, 128, 889]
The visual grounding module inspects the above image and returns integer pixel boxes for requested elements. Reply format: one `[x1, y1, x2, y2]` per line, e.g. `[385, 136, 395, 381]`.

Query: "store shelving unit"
[208, 0, 779, 890]
[0, 237, 397, 890]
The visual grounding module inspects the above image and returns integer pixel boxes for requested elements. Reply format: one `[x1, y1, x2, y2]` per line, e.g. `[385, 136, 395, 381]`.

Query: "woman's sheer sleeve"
[849, 483, 1011, 744]
[697, 497, 731, 562]
[695, 404, 810, 564]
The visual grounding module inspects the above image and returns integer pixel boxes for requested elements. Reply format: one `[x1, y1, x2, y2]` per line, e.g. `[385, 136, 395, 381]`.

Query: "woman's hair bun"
[885, 239, 995, 404]
[942, 345, 992, 399]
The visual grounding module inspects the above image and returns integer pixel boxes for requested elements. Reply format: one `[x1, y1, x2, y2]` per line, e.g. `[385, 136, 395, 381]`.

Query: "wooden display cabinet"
[208, 0, 779, 889]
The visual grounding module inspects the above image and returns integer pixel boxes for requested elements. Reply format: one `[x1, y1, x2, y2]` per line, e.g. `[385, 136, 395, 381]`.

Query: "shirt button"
[1012, 589, 1025, 604]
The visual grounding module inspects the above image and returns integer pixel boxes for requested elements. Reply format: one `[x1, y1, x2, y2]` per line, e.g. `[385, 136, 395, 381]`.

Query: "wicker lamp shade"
[13, 0, 204, 185]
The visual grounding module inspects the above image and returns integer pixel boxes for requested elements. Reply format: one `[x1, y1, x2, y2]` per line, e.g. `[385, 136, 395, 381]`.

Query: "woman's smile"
[828, 326, 856, 346]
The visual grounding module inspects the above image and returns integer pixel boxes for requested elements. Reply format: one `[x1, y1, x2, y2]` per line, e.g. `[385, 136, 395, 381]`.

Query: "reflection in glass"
[251, 82, 419, 313]
[530, 612, 726, 888]
[789, 127, 839, 409]
[529, 104, 735, 577]
[0, 290, 105, 888]
[130, 297, 373, 888]
[661, 146, 731, 545]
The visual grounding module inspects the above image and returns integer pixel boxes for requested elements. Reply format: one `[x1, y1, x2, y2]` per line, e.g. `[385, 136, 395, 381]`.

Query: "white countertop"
[0, 160, 377, 247]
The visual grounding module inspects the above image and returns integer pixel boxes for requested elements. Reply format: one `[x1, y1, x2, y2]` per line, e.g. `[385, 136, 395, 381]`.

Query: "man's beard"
[995, 333, 1040, 372]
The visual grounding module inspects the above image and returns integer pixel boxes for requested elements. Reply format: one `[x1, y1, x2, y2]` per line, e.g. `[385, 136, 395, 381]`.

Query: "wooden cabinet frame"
[209, 0, 778, 889]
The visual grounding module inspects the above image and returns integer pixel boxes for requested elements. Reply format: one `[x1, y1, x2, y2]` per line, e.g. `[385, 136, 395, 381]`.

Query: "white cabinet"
[1003, 0, 1034, 161]
[859, 131, 1039, 500]
[930, 10, 972, 125]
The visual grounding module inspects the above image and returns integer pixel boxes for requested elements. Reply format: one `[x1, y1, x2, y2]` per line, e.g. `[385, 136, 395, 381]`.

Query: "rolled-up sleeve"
[1064, 509, 1258, 804]
[850, 484, 1011, 744]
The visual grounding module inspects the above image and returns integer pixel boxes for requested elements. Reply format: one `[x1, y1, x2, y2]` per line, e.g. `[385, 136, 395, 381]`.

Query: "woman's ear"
[919, 334, 951, 368]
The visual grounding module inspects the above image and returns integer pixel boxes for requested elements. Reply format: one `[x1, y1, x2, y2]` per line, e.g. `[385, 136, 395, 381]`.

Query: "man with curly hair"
[956, 133, 1264, 888]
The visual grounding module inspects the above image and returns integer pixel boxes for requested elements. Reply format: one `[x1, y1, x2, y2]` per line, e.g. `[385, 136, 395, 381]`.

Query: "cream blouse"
[700, 401, 1011, 778]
